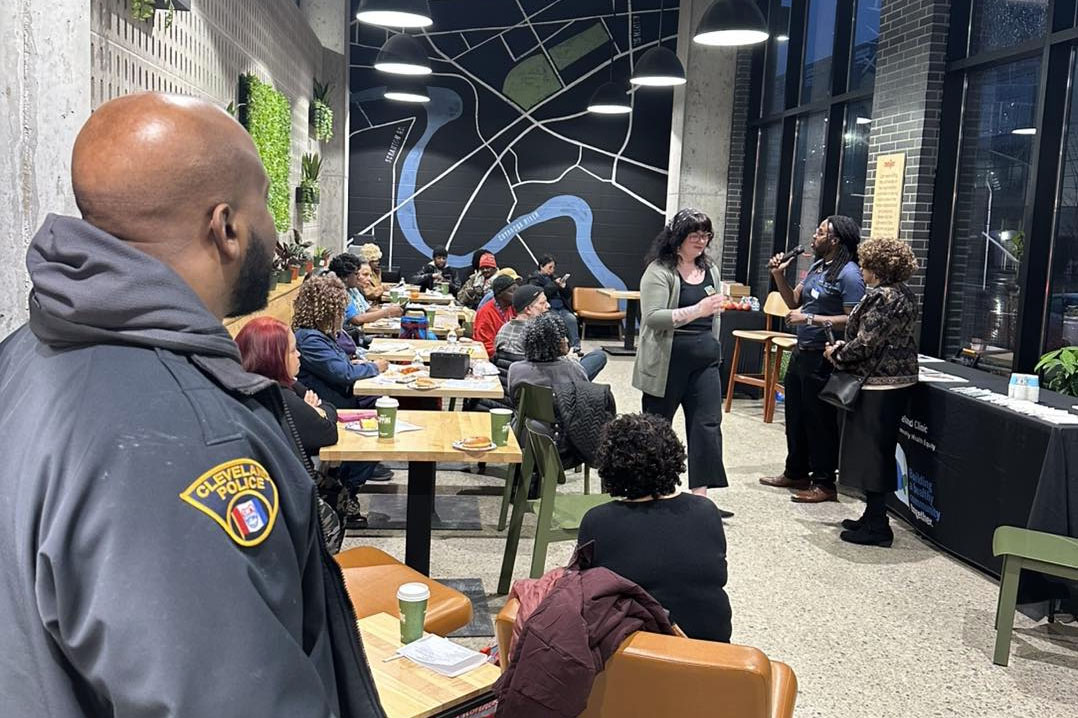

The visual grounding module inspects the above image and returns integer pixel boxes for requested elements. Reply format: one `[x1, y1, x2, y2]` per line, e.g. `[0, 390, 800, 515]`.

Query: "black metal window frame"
[923, 0, 1078, 371]
[736, 0, 874, 286]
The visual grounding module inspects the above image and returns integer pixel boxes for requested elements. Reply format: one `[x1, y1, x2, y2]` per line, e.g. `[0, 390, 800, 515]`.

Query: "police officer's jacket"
[0, 215, 386, 717]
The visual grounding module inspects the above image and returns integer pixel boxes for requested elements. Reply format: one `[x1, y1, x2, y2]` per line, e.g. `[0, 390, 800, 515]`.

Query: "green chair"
[496, 383, 592, 532]
[992, 525, 1078, 666]
[497, 418, 612, 594]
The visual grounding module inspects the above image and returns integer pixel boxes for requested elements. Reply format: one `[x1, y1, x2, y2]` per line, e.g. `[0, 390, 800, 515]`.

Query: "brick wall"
[862, 0, 950, 299]
[721, 49, 753, 281]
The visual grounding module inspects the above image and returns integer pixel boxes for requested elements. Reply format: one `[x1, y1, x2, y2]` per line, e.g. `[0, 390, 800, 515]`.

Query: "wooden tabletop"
[364, 316, 462, 337]
[320, 410, 523, 463]
[359, 612, 500, 718]
[366, 339, 489, 363]
[598, 288, 640, 300]
[353, 376, 504, 399]
[401, 292, 455, 305]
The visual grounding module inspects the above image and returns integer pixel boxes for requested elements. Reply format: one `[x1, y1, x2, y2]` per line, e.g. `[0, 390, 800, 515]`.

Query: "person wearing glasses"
[633, 209, 731, 517]
[760, 215, 865, 504]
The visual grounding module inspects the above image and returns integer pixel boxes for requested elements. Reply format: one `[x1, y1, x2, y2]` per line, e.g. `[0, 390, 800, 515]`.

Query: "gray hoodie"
[0, 215, 385, 717]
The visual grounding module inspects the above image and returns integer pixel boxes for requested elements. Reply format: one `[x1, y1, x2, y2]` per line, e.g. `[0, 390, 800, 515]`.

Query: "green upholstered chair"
[497, 413, 611, 594]
[991, 526, 1078, 666]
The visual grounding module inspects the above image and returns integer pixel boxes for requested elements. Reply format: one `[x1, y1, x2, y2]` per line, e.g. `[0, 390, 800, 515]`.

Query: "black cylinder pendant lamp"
[356, 0, 433, 29]
[693, 0, 769, 47]
[630, 46, 686, 87]
[384, 78, 430, 103]
[588, 81, 632, 114]
[375, 34, 432, 76]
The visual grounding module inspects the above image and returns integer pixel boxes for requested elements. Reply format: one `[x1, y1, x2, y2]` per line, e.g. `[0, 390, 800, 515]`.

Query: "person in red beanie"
[458, 250, 498, 308]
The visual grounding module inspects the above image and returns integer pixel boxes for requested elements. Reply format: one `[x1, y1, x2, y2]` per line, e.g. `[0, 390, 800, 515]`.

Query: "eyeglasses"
[687, 232, 713, 242]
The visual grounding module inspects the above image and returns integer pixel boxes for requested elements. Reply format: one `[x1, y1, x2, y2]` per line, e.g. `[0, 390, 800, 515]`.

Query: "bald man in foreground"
[0, 94, 386, 717]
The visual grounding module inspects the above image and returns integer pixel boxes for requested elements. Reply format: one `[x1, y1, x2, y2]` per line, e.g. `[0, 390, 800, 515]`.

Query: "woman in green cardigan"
[632, 209, 730, 515]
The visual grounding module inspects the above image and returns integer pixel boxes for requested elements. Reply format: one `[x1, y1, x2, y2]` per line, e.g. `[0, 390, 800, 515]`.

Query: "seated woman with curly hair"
[507, 312, 588, 401]
[577, 413, 732, 642]
[292, 274, 388, 410]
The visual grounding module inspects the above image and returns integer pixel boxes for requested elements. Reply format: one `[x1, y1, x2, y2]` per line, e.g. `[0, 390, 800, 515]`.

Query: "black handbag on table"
[818, 312, 914, 412]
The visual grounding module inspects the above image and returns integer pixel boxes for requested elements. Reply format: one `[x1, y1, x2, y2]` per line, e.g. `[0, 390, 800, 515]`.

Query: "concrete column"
[304, 0, 350, 253]
[0, 0, 91, 339]
[666, 0, 738, 265]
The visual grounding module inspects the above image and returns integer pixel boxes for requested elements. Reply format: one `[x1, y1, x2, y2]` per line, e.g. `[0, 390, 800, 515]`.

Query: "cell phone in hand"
[824, 322, 836, 345]
[561, 273, 571, 282]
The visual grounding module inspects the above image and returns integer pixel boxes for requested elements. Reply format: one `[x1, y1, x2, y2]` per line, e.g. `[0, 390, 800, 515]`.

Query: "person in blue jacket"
[292, 274, 388, 410]
[0, 93, 386, 717]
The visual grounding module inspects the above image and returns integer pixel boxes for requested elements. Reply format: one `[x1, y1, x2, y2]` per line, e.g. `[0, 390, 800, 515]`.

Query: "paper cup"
[375, 396, 399, 438]
[490, 408, 513, 447]
[437, 281, 449, 295]
[397, 582, 430, 644]
[425, 307, 437, 326]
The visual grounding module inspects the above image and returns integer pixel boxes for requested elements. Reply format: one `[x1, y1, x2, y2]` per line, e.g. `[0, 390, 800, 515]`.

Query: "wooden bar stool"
[724, 292, 795, 422]
[764, 335, 797, 423]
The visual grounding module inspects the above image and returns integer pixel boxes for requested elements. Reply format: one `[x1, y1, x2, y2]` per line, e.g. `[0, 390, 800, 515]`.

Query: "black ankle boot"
[839, 521, 893, 547]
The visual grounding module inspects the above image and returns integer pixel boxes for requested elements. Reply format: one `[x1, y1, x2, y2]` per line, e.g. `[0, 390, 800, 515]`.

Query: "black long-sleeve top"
[577, 493, 732, 642]
[281, 379, 338, 457]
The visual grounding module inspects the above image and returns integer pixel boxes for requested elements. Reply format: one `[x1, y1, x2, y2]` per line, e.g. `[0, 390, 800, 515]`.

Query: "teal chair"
[496, 382, 591, 532]
[497, 417, 612, 594]
[992, 526, 1078, 666]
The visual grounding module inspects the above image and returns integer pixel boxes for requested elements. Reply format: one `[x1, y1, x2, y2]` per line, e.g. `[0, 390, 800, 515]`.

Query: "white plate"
[452, 439, 498, 452]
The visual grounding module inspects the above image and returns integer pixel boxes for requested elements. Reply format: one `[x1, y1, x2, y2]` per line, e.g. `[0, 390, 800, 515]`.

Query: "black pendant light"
[589, 0, 632, 114]
[384, 78, 430, 104]
[375, 33, 432, 76]
[693, 0, 769, 47]
[356, 0, 433, 29]
[629, 0, 685, 87]
[588, 81, 632, 114]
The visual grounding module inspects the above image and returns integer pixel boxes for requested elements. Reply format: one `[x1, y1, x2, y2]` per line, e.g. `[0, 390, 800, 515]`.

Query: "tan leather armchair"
[496, 598, 797, 718]
[336, 546, 472, 636]
[573, 287, 625, 340]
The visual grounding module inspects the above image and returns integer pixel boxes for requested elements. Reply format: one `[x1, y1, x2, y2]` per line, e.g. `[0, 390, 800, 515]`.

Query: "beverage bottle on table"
[447, 328, 458, 344]
[411, 351, 424, 371]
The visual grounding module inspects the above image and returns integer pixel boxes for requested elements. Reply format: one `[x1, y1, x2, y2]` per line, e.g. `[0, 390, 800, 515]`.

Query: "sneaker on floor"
[366, 463, 394, 482]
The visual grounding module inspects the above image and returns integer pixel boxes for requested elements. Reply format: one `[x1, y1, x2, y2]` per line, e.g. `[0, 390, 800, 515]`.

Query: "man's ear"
[208, 203, 242, 262]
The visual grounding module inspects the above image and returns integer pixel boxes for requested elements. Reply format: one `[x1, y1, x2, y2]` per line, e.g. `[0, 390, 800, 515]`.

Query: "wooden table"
[359, 613, 500, 718]
[402, 291, 455, 305]
[354, 376, 503, 401]
[366, 338, 489, 363]
[321, 411, 522, 573]
[364, 308, 473, 338]
[598, 289, 641, 356]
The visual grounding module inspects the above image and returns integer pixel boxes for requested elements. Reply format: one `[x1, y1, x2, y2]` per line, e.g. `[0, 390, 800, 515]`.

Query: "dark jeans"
[553, 308, 581, 348]
[642, 332, 728, 490]
[784, 348, 840, 484]
[579, 350, 607, 380]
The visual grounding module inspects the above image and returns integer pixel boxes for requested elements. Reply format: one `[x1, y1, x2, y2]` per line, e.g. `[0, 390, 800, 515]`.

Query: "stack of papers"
[950, 387, 1078, 425]
[919, 367, 969, 384]
[393, 634, 489, 678]
[345, 419, 425, 436]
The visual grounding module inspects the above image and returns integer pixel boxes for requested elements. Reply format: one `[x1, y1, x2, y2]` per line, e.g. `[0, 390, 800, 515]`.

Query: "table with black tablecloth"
[888, 361, 1078, 603]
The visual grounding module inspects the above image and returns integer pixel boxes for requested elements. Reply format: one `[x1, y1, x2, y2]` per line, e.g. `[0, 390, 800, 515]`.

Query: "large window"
[1046, 51, 1078, 351]
[741, 0, 875, 297]
[969, 0, 1049, 56]
[942, 59, 1040, 366]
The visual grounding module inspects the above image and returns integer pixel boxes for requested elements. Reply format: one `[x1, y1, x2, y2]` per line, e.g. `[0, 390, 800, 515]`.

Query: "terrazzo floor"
[343, 340, 1078, 718]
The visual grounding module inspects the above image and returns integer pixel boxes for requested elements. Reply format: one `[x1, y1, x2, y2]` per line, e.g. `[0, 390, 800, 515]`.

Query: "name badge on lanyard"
[811, 287, 821, 300]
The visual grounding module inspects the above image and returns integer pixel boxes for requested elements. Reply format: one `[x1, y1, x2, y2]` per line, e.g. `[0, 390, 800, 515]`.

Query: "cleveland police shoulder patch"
[180, 459, 279, 547]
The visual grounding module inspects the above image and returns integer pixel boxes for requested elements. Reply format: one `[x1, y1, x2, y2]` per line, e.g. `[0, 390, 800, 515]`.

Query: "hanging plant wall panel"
[239, 74, 292, 232]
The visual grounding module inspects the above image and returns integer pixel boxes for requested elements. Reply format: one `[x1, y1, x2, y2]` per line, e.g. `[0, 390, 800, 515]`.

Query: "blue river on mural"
[353, 86, 627, 292]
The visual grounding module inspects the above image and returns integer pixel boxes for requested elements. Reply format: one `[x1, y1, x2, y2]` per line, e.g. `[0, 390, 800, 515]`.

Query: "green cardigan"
[632, 261, 723, 398]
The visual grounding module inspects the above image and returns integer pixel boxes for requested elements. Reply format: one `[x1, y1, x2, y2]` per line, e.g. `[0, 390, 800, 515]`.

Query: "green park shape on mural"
[503, 22, 608, 110]
[239, 74, 292, 232]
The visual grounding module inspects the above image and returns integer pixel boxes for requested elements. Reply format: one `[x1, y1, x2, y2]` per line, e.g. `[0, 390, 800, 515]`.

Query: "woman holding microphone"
[633, 209, 730, 515]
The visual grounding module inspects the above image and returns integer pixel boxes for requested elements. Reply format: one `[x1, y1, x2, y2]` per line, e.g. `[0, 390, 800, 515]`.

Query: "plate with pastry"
[452, 436, 497, 453]
[412, 377, 439, 391]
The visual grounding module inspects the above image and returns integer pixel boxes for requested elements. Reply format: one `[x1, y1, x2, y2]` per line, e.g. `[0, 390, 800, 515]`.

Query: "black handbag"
[819, 312, 914, 412]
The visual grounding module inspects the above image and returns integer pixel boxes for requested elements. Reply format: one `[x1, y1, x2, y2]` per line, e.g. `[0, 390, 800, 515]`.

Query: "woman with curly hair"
[825, 236, 919, 547]
[633, 208, 730, 514]
[577, 413, 732, 642]
[292, 274, 388, 410]
[506, 312, 587, 400]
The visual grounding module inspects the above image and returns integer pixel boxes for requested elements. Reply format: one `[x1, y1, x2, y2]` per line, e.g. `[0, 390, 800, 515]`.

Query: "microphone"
[779, 246, 805, 263]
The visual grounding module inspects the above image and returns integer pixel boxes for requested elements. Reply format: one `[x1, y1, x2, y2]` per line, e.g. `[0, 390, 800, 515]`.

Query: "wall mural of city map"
[348, 0, 679, 291]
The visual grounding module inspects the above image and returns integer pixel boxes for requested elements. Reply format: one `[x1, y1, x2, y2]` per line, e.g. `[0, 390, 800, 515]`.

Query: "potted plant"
[297, 153, 321, 224]
[268, 268, 279, 292]
[311, 80, 334, 142]
[314, 246, 333, 268]
[283, 233, 313, 281]
[1035, 346, 1078, 397]
[273, 243, 293, 283]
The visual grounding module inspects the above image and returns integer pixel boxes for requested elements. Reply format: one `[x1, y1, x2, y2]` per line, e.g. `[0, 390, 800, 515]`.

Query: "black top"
[282, 379, 339, 457]
[677, 273, 715, 333]
[577, 493, 732, 642]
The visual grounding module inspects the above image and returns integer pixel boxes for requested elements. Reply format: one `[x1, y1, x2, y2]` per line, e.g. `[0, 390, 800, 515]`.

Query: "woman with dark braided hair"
[633, 208, 731, 516]
[759, 215, 866, 504]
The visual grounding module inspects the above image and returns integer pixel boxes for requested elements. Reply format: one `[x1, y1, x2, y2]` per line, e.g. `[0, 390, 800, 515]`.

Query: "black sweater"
[282, 380, 339, 457]
[577, 493, 732, 642]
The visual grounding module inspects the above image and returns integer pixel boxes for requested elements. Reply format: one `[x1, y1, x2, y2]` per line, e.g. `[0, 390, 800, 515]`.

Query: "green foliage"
[282, 236, 313, 265]
[301, 153, 322, 183]
[297, 153, 321, 222]
[131, 0, 155, 22]
[1035, 346, 1078, 397]
[240, 74, 292, 233]
[311, 80, 334, 142]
